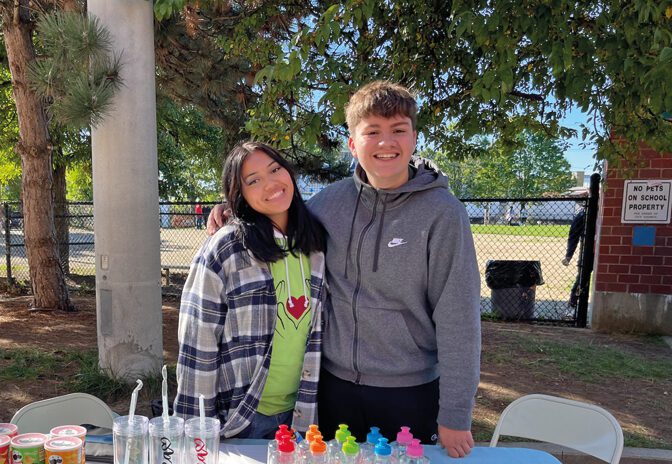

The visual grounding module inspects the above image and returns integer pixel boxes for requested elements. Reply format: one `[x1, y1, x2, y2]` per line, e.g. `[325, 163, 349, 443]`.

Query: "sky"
[560, 107, 600, 176]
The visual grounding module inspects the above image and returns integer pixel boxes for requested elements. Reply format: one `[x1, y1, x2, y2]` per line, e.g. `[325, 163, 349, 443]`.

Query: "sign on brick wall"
[621, 180, 672, 224]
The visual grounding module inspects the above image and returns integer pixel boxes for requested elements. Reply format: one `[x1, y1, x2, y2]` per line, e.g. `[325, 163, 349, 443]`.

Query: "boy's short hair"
[345, 81, 417, 131]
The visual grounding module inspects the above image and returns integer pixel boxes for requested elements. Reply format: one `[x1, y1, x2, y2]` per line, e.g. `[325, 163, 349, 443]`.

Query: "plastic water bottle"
[308, 436, 328, 464]
[328, 424, 351, 461]
[268, 424, 291, 464]
[275, 437, 296, 464]
[391, 426, 413, 460]
[373, 437, 392, 464]
[340, 436, 360, 464]
[298, 425, 320, 464]
[358, 427, 382, 464]
[400, 439, 429, 464]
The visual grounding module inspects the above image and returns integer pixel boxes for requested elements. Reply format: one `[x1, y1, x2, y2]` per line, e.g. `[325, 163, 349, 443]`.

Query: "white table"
[219, 440, 562, 463]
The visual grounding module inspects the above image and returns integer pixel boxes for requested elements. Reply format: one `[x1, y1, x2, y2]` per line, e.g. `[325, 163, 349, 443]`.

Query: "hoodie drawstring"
[344, 184, 364, 279]
[372, 194, 387, 272]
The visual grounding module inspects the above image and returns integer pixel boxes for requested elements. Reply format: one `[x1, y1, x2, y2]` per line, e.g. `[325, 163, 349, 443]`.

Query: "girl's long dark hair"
[222, 141, 325, 263]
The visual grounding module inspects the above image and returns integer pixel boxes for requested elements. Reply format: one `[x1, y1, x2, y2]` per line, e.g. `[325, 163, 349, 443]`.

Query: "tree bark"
[53, 159, 70, 274]
[60, 0, 80, 13]
[2, 1, 71, 310]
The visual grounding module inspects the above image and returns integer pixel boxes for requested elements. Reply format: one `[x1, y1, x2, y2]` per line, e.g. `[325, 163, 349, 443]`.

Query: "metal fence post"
[4, 202, 12, 284]
[577, 173, 601, 327]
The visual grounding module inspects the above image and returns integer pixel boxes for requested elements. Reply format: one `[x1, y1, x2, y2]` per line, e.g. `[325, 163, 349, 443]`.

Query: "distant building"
[572, 171, 586, 187]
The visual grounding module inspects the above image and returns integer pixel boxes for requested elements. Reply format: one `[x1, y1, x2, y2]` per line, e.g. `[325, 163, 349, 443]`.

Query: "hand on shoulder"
[206, 203, 230, 235]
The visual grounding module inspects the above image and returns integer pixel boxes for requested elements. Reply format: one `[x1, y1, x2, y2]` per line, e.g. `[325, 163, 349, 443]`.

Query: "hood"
[344, 157, 448, 276]
[352, 157, 448, 209]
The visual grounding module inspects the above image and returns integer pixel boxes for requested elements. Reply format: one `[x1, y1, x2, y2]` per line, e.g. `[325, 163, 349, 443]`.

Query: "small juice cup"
[44, 437, 82, 464]
[10, 433, 48, 464]
[49, 427, 86, 464]
[1, 435, 11, 464]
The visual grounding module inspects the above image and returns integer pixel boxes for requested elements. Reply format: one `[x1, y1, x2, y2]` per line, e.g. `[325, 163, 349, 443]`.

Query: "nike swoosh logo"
[388, 239, 407, 248]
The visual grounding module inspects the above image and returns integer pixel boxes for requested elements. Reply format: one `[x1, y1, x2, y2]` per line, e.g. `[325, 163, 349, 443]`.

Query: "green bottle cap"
[342, 436, 359, 456]
[335, 424, 351, 442]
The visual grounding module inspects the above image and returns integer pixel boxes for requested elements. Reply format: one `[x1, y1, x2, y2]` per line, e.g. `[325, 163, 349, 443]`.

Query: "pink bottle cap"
[406, 439, 423, 458]
[396, 426, 413, 445]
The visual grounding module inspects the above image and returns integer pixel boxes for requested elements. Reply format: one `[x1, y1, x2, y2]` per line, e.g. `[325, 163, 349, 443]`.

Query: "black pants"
[317, 369, 439, 444]
[569, 269, 580, 308]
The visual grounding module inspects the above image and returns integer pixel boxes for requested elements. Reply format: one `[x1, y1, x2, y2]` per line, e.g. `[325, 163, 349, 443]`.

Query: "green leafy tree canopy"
[155, 0, 672, 166]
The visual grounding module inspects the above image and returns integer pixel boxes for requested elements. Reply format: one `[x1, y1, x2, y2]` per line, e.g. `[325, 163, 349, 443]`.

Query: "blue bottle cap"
[375, 437, 392, 456]
[366, 427, 381, 445]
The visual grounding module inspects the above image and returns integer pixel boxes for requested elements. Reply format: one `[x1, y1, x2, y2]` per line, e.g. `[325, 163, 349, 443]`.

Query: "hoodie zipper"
[350, 192, 379, 384]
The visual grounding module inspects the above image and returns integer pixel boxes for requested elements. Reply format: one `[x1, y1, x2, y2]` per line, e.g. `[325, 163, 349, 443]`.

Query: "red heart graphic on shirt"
[286, 296, 308, 320]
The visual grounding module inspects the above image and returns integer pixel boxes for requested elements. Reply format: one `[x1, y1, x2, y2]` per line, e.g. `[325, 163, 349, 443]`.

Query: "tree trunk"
[61, 0, 81, 13]
[2, 2, 71, 311]
[54, 159, 70, 274]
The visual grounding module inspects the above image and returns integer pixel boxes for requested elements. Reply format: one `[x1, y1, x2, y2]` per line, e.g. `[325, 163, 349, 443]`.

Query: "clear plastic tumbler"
[184, 418, 220, 464]
[113, 416, 149, 464]
[149, 417, 184, 464]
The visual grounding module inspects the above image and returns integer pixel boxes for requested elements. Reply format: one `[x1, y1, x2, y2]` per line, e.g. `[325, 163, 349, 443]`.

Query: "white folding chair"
[490, 394, 624, 464]
[11, 393, 116, 434]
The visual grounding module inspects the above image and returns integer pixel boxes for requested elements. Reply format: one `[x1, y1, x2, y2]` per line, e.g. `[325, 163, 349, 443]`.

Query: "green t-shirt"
[257, 238, 312, 416]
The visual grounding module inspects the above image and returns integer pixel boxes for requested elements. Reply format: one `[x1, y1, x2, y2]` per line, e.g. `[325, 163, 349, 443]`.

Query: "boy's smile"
[348, 114, 417, 190]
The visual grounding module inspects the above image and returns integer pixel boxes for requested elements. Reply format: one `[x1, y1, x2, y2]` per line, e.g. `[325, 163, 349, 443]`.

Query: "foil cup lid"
[0, 435, 11, 447]
[49, 426, 87, 438]
[11, 433, 48, 448]
[0, 424, 18, 437]
[45, 437, 82, 452]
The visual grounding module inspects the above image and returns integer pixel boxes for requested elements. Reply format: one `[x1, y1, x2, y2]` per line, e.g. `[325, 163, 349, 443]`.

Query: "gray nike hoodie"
[308, 158, 481, 430]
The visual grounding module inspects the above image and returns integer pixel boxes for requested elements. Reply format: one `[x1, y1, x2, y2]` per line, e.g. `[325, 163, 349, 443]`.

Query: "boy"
[209, 81, 480, 457]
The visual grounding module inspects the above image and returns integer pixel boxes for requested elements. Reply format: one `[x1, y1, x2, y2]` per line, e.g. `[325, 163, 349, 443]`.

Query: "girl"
[174, 141, 327, 439]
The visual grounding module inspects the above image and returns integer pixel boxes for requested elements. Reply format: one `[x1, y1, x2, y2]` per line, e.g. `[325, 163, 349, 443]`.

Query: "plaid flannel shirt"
[174, 226, 327, 437]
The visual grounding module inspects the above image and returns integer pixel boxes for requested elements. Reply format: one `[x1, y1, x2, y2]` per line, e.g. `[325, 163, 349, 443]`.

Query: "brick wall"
[594, 145, 672, 295]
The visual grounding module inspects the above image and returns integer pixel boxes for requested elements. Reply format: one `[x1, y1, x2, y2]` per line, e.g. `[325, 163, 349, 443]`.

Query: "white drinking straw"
[199, 394, 205, 428]
[129, 379, 143, 421]
[124, 379, 144, 464]
[161, 365, 169, 422]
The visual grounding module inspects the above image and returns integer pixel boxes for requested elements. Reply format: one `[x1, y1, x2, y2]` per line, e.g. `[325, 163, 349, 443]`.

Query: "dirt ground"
[1, 291, 671, 448]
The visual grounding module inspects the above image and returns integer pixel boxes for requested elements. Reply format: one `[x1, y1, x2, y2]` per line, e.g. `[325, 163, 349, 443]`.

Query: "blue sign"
[632, 226, 656, 247]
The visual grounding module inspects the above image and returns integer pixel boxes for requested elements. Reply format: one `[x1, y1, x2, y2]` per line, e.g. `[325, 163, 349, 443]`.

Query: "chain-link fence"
[462, 197, 590, 324]
[1, 201, 220, 284]
[2, 193, 594, 326]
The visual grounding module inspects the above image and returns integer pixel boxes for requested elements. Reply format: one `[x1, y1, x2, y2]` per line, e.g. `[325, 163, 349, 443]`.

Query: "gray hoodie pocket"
[357, 306, 432, 376]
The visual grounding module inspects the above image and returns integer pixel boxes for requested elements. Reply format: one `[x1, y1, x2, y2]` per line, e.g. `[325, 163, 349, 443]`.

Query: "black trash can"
[485, 260, 544, 320]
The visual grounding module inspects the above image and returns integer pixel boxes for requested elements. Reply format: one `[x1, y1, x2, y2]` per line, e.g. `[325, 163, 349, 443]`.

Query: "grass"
[0, 347, 71, 380]
[0, 263, 27, 274]
[499, 334, 672, 383]
[624, 433, 672, 449]
[524, 338, 672, 383]
[471, 224, 569, 238]
[0, 347, 177, 407]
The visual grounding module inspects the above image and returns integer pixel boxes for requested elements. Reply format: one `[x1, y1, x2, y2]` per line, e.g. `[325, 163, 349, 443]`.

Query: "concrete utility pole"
[88, 0, 163, 380]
